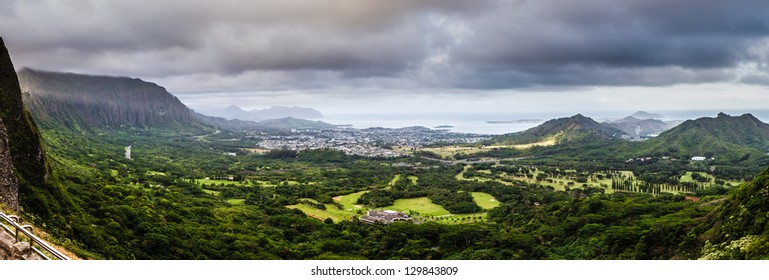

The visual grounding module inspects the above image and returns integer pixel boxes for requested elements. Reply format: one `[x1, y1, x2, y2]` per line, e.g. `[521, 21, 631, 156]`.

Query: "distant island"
[202, 105, 325, 122]
[434, 125, 454, 129]
[630, 110, 666, 120]
[486, 119, 543, 124]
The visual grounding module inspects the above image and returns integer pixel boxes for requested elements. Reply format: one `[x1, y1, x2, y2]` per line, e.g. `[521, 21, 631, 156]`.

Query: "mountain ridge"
[203, 105, 324, 122]
[490, 114, 627, 145]
[193, 112, 337, 131]
[631, 110, 666, 120]
[605, 115, 676, 139]
[611, 112, 769, 165]
[18, 68, 207, 131]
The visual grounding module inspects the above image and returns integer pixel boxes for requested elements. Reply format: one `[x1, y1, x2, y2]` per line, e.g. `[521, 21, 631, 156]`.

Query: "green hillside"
[634, 113, 769, 164]
[18, 68, 210, 132]
[489, 114, 626, 145]
[698, 166, 769, 259]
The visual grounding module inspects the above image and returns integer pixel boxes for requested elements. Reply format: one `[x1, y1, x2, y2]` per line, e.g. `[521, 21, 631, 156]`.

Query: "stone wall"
[0, 118, 18, 213]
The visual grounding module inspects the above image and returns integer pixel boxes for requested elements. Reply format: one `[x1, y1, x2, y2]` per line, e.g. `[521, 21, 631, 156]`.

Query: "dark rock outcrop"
[0, 37, 50, 189]
[0, 119, 18, 213]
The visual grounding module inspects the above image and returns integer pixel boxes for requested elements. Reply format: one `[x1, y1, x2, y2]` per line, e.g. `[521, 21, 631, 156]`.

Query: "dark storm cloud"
[0, 0, 487, 76]
[450, 0, 769, 87]
[1, 0, 768, 91]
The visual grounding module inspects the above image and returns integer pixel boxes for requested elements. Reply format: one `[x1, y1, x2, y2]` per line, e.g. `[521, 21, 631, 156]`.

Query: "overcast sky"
[2, 0, 769, 117]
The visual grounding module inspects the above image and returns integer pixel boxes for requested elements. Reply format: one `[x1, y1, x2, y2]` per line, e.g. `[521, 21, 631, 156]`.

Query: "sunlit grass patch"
[471, 192, 500, 210]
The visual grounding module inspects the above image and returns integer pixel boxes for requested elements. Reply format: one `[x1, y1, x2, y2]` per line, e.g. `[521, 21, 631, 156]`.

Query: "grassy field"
[198, 178, 251, 187]
[287, 199, 355, 222]
[389, 174, 401, 186]
[291, 193, 496, 224]
[287, 204, 339, 222]
[289, 177, 495, 224]
[471, 192, 500, 210]
[146, 171, 167, 176]
[502, 171, 616, 193]
[198, 178, 305, 187]
[455, 165, 470, 180]
[456, 165, 514, 186]
[458, 165, 619, 193]
[251, 180, 304, 187]
[407, 176, 418, 185]
[383, 197, 451, 216]
[678, 171, 743, 187]
[620, 171, 635, 178]
[226, 199, 245, 205]
[334, 190, 368, 211]
[388, 174, 419, 186]
[281, 193, 366, 222]
[202, 189, 221, 196]
[679, 171, 713, 183]
[415, 138, 558, 159]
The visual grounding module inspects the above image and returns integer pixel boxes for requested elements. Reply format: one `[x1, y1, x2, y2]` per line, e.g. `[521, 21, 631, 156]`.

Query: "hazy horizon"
[185, 98, 769, 134]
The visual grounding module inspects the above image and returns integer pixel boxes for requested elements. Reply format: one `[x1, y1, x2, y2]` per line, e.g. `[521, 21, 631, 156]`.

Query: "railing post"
[23, 225, 34, 250]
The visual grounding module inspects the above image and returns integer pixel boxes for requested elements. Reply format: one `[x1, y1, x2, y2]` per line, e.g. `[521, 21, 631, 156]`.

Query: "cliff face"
[18, 68, 206, 130]
[0, 119, 18, 212]
[0, 37, 50, 214]
[0, 38, 50, 188]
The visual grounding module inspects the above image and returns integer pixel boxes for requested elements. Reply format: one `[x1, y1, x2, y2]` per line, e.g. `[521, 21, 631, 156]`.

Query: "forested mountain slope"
[699, 166, 769, 259]
[634, 113, 769, 164]
[18, 68, 208, 131]
[490, 114, 626, 145]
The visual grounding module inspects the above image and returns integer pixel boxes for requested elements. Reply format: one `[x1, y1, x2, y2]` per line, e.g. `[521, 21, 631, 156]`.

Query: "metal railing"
[0, 211, 70, 260]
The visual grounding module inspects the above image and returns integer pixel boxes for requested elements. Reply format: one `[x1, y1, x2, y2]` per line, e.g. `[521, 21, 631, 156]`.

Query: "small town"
[256, 126, 490, 157]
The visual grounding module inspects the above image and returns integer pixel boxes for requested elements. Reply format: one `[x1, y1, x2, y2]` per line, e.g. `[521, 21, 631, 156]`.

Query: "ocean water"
[323, 116, 541, 135]
[321, 109, 769, 135]
[323, 112, 557, 135]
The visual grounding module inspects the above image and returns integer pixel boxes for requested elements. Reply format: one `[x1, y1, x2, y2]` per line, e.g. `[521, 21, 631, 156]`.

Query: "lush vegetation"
[10, 122, 764, 260]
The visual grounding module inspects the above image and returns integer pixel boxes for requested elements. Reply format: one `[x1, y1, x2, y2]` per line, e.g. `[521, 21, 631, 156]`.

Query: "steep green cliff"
[0, 38, 50, 187]
[18, 68, 208, 131]
[0, 37, 74, 220]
